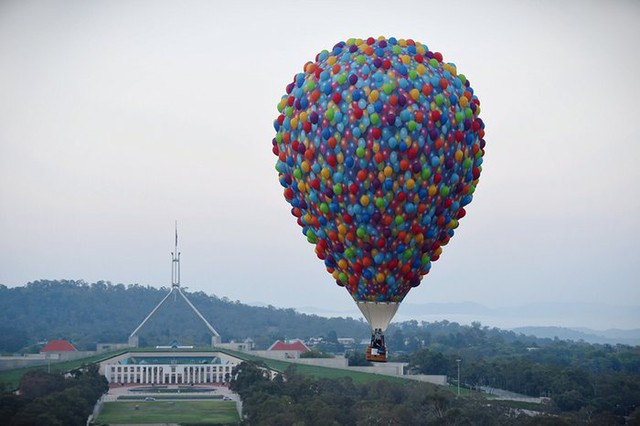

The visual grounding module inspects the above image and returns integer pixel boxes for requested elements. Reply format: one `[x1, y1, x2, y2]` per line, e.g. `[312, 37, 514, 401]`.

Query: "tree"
[408, 348, 450, 375]
[0, 327, 29, 353]
[229, 361, 271, 397]
[326, 330, 338, 343]
[0, 394, 25, 424]
[346, 350, 372, 366]
[554, 389, 586, 412]
[19, 371, 65, 400]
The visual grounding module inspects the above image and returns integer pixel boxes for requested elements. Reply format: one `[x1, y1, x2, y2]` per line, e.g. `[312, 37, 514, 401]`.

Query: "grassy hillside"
[0, 350, 126, 390]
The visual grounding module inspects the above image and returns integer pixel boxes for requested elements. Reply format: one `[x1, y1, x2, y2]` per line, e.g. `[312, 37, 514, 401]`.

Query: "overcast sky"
[1, 0, 638, 330]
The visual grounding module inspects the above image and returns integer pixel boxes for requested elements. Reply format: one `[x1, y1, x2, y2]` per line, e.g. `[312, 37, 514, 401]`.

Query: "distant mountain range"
[294, 301, 640, 345]
[510, 326, 640, 346]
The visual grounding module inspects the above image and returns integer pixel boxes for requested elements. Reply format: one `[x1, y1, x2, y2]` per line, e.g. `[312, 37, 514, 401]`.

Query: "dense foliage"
[0, 364, 108, 426]
[390, 321, 640, 419]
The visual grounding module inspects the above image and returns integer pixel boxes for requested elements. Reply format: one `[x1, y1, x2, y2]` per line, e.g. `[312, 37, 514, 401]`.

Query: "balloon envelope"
[356, 301, 399, 333]
[273, 37, 485, 315]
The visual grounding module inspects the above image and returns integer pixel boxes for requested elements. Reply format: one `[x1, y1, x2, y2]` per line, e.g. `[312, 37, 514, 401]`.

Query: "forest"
[231, 361, 640, 425]
[1, 280, 639, 421]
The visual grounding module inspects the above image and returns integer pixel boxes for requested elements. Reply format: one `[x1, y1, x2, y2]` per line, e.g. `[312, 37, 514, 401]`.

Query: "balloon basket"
[366, 345, 387, 362]
[365, 329, 387, 362]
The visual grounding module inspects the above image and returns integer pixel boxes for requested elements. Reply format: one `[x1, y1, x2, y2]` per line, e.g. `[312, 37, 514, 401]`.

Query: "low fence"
[404, 374, 448, 385]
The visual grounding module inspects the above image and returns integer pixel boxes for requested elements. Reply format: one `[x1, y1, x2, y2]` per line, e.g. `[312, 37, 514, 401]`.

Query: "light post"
[456, 359, 461, 397]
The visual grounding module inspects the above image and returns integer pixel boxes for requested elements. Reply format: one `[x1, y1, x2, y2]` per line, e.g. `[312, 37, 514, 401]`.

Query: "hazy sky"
[1, 0, 638, 330]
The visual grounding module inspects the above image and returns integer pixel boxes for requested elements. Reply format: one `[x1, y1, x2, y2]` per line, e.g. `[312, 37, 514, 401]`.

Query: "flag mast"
[128, 222, 221, 347]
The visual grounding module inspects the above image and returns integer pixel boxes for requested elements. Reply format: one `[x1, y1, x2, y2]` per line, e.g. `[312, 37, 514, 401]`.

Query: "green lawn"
[283, 362, 409, 384]
[0, 349, 127, 390]
[219, 348, 415, 385]
[95, 400, 240, 425]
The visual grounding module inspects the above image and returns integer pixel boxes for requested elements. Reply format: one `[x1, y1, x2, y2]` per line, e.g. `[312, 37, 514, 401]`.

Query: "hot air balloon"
[272, 36, 485, 361]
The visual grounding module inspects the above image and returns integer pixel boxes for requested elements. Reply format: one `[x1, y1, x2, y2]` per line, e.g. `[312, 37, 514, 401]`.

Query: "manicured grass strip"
[96, 400, 239, 425]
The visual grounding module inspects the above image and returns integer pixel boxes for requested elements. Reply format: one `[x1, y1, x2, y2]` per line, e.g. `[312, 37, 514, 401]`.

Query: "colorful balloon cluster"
[273, 37, 485, 303]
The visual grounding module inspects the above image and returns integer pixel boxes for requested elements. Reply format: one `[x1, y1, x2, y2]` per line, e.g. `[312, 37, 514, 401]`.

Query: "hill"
[0, 280, 369, 351]
[511, 326, 640, 346]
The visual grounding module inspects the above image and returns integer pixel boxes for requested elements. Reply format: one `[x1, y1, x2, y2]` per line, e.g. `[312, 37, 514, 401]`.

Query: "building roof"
[41, 340, 77, 352]
[268, 339, 310, 352]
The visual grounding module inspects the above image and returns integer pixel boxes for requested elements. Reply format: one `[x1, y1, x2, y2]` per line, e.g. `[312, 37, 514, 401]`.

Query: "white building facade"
[100, 351, 242, 385]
